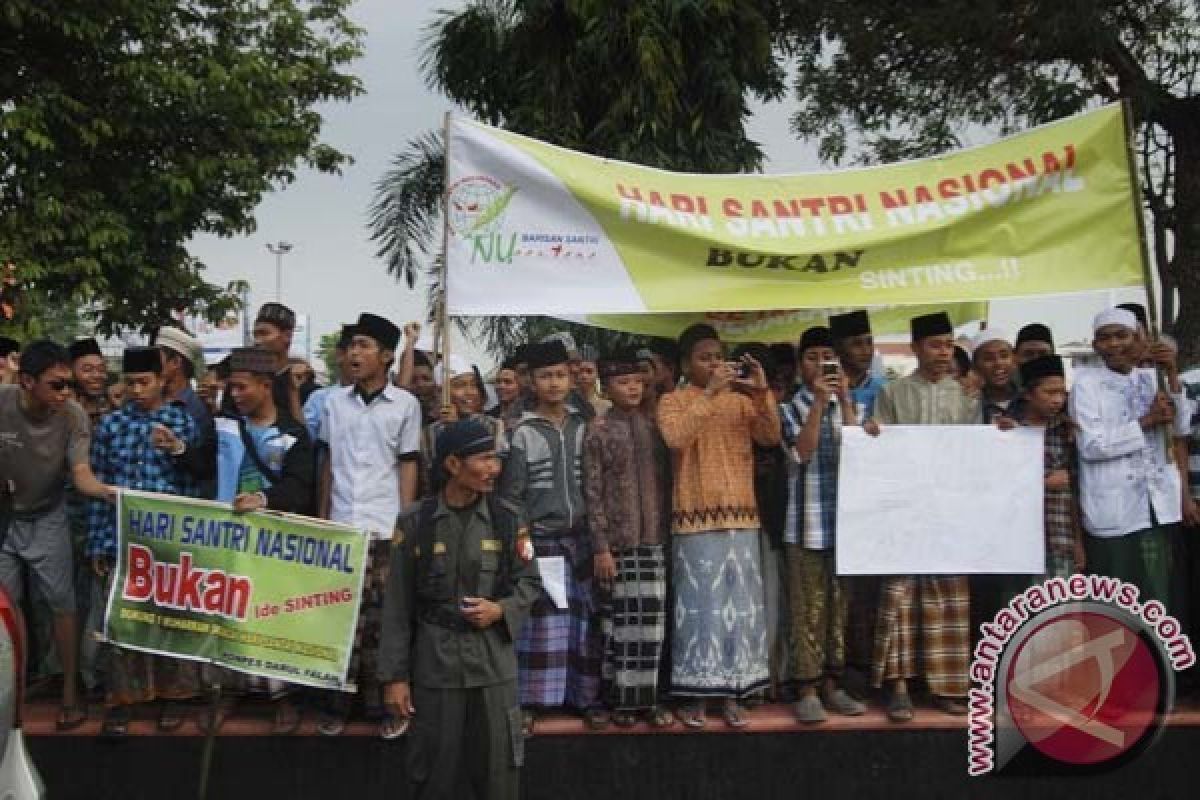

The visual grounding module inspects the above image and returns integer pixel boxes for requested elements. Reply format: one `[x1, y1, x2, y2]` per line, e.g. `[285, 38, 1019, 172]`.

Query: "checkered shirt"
[86, 402, 198, 558]
[780, 388, 841, 550]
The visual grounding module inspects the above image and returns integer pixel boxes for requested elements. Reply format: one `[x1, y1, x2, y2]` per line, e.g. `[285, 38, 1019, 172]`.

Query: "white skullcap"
[1093, 308, 1137, 334]
[969, 327, 1011, 355]
[434, 354, 476, 384]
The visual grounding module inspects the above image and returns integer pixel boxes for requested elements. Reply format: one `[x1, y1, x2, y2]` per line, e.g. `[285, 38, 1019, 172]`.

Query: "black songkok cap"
[228, 346, 277, 375]
[829, 310, 871, 341]
[678, 323, 719, 361]
[69, 338, 102, 361]
[525, 340, 570, 371]
[910, 312, 953, 341]
[122, 346, 161, 374]
[0, 337, 20, 358]
[336, 324, 356, 350]
[354, 313, 400, 352]
[1019, 355, 1065, 387]
[255, 302, 296, 331]
[598, 348, 640, 381]
[435, 418, 496, 477]
[1116, 302, 1149, 331]
[1015, 323, 1055, 350]
[798, 326, 835, 354]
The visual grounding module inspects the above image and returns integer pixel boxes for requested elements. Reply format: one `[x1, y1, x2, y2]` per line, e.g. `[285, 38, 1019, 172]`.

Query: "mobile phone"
[727, 361, 750, 379]
[821, 360, 840, 379]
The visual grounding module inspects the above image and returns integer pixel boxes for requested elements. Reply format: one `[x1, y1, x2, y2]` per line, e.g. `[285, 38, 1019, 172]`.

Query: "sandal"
[379, 712, 410, 740]
[676, 701, 706, 729]
[648, 706, 675, 729]
[158, 700, 187, 733]
[583, 708, 611, 730]
[521, 709, 537, 739]
[933, 695, 968, 716]
[612, 710, 638, 728]
[56, 704, 88, 732]
[721, 699, 748, 729]
[272, 700, 302, 735]
[316, 710, 347, 737]
[887, 691, 914, 724]
[101, 706, 131, 738]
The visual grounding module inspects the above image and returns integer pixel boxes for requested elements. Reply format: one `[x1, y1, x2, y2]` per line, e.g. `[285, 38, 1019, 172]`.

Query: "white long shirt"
[319, 383, 421, 538]
[1069, 366, 1191, 538]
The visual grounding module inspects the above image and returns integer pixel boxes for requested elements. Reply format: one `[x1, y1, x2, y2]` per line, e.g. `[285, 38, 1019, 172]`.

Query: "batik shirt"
[86, 402, 198, 558]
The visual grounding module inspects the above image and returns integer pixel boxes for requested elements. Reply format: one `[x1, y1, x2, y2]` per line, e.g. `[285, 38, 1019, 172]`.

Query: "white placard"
[836, 425, 1045, 575]
[536, 555, 569, 610]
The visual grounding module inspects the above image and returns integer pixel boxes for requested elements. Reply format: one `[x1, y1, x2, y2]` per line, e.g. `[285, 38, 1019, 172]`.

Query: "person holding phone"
[780, 327, 865, 724]
[657, 324, 780, 729]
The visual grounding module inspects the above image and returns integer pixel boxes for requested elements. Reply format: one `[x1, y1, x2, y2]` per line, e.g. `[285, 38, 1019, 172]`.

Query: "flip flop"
[158, 701, 187, 733]
[101, 707, 131, 738]
[317, 711, 347, 737]
[677, 702, 706, 729]
[56, 704, 88, 732]
[887, 692, 914, 724]
[612, 710, 639, 728]
[583, 708, 611, 730]
[721, 700, 748, 729]
[379, 712, 410, 740]
[272, 700, 302, 735]
[648, 706, 676, 729]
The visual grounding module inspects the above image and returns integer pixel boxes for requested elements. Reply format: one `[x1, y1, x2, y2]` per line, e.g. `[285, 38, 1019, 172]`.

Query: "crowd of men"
[2, 298, 1200, 799]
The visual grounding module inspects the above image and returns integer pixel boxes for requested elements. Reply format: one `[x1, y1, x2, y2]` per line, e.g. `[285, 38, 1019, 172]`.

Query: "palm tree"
[369, 0, 784, 357]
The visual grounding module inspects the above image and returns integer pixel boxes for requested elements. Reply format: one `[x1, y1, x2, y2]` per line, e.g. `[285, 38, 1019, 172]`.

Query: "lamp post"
[266, 241, 294, 302]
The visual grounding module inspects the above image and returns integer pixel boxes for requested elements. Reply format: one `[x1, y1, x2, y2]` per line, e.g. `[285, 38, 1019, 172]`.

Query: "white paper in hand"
[536, 556, 569, 610]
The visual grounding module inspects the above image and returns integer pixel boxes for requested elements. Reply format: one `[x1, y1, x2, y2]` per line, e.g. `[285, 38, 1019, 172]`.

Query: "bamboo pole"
[439, 111, 452, 409]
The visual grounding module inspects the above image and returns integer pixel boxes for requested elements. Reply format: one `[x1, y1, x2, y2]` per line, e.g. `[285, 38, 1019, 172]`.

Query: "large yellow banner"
[445, 104, 1144, 315]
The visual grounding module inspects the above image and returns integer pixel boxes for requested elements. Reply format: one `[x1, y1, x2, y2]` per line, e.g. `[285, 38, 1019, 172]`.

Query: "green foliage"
[370, 0, 784, 356]
[0, 1, 363, 334]
[777, 0, 1200, 361]
[316, 330, 340, 384]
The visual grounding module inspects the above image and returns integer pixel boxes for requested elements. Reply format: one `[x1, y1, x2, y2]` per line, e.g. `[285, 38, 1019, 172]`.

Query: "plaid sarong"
[599, 545, 667, 711]
[324, 539, 392, 715]
[871, 575, 969, 698]
[518, 533, 603, 710]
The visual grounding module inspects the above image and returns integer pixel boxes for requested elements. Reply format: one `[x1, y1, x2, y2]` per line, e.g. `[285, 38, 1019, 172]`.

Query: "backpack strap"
[236, 417, 284, 487]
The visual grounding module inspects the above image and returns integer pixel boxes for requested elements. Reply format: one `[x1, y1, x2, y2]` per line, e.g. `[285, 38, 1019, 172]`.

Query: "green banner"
[581, 302, 987, 343]
[104, 490, 369, 691]
[445, 104, 1145, 315]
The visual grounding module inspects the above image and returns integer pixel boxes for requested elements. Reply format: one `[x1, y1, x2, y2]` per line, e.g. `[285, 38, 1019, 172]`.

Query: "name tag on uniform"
[481, 539, 502, 552]
[432, 542, 447, 555]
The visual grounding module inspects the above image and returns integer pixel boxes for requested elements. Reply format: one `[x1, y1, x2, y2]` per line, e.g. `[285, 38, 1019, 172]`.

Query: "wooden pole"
[439, 111, 452, 408]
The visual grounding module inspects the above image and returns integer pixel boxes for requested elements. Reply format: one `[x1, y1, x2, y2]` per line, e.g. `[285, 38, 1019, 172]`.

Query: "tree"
[776, 0, 1200, 362]
[0, 1, 363, 335]
[369, 0, 784, 357]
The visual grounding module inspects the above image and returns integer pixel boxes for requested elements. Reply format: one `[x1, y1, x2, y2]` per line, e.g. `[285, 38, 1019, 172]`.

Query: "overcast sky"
[187, 0, 1141, 367]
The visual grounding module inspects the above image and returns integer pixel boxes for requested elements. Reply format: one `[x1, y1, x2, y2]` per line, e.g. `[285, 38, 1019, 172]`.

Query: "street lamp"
[266, 241, 294, 302]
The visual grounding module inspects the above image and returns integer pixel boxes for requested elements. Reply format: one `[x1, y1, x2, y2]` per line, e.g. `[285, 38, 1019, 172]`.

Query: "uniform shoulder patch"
[481, 539, 502, 552]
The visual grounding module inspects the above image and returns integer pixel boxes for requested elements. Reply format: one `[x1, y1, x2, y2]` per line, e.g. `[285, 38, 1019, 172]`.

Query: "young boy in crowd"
[829, 310, 886, 419]
[1015, 355, 1085, 578]
[657, 324, 779, 729]
[781, 327, 867, 724]
[970, 329, 1017, 422]
[499, 339, 604, 734]
[866, 312, 978, 722]
[87, 346, 201, 736]
[584, 350, 673, 728]
[318, 312, 422, 738]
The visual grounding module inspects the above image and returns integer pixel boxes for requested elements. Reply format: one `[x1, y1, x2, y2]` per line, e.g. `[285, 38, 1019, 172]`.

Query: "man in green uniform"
[379, 418, 542, 800]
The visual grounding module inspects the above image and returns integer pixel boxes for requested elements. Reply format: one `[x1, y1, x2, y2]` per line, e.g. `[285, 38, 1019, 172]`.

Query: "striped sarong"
[517, 533, 603, 710]
[600, 545, 667, 711]
[671, 529, 769, 699]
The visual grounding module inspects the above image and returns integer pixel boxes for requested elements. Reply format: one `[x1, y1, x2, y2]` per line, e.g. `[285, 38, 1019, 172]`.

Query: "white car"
[0, 586, 43, 799]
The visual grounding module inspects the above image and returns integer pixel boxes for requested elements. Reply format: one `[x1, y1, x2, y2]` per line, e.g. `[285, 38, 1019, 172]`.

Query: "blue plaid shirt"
[86, 402, 199, 558]
[780, 388, 841, 549]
